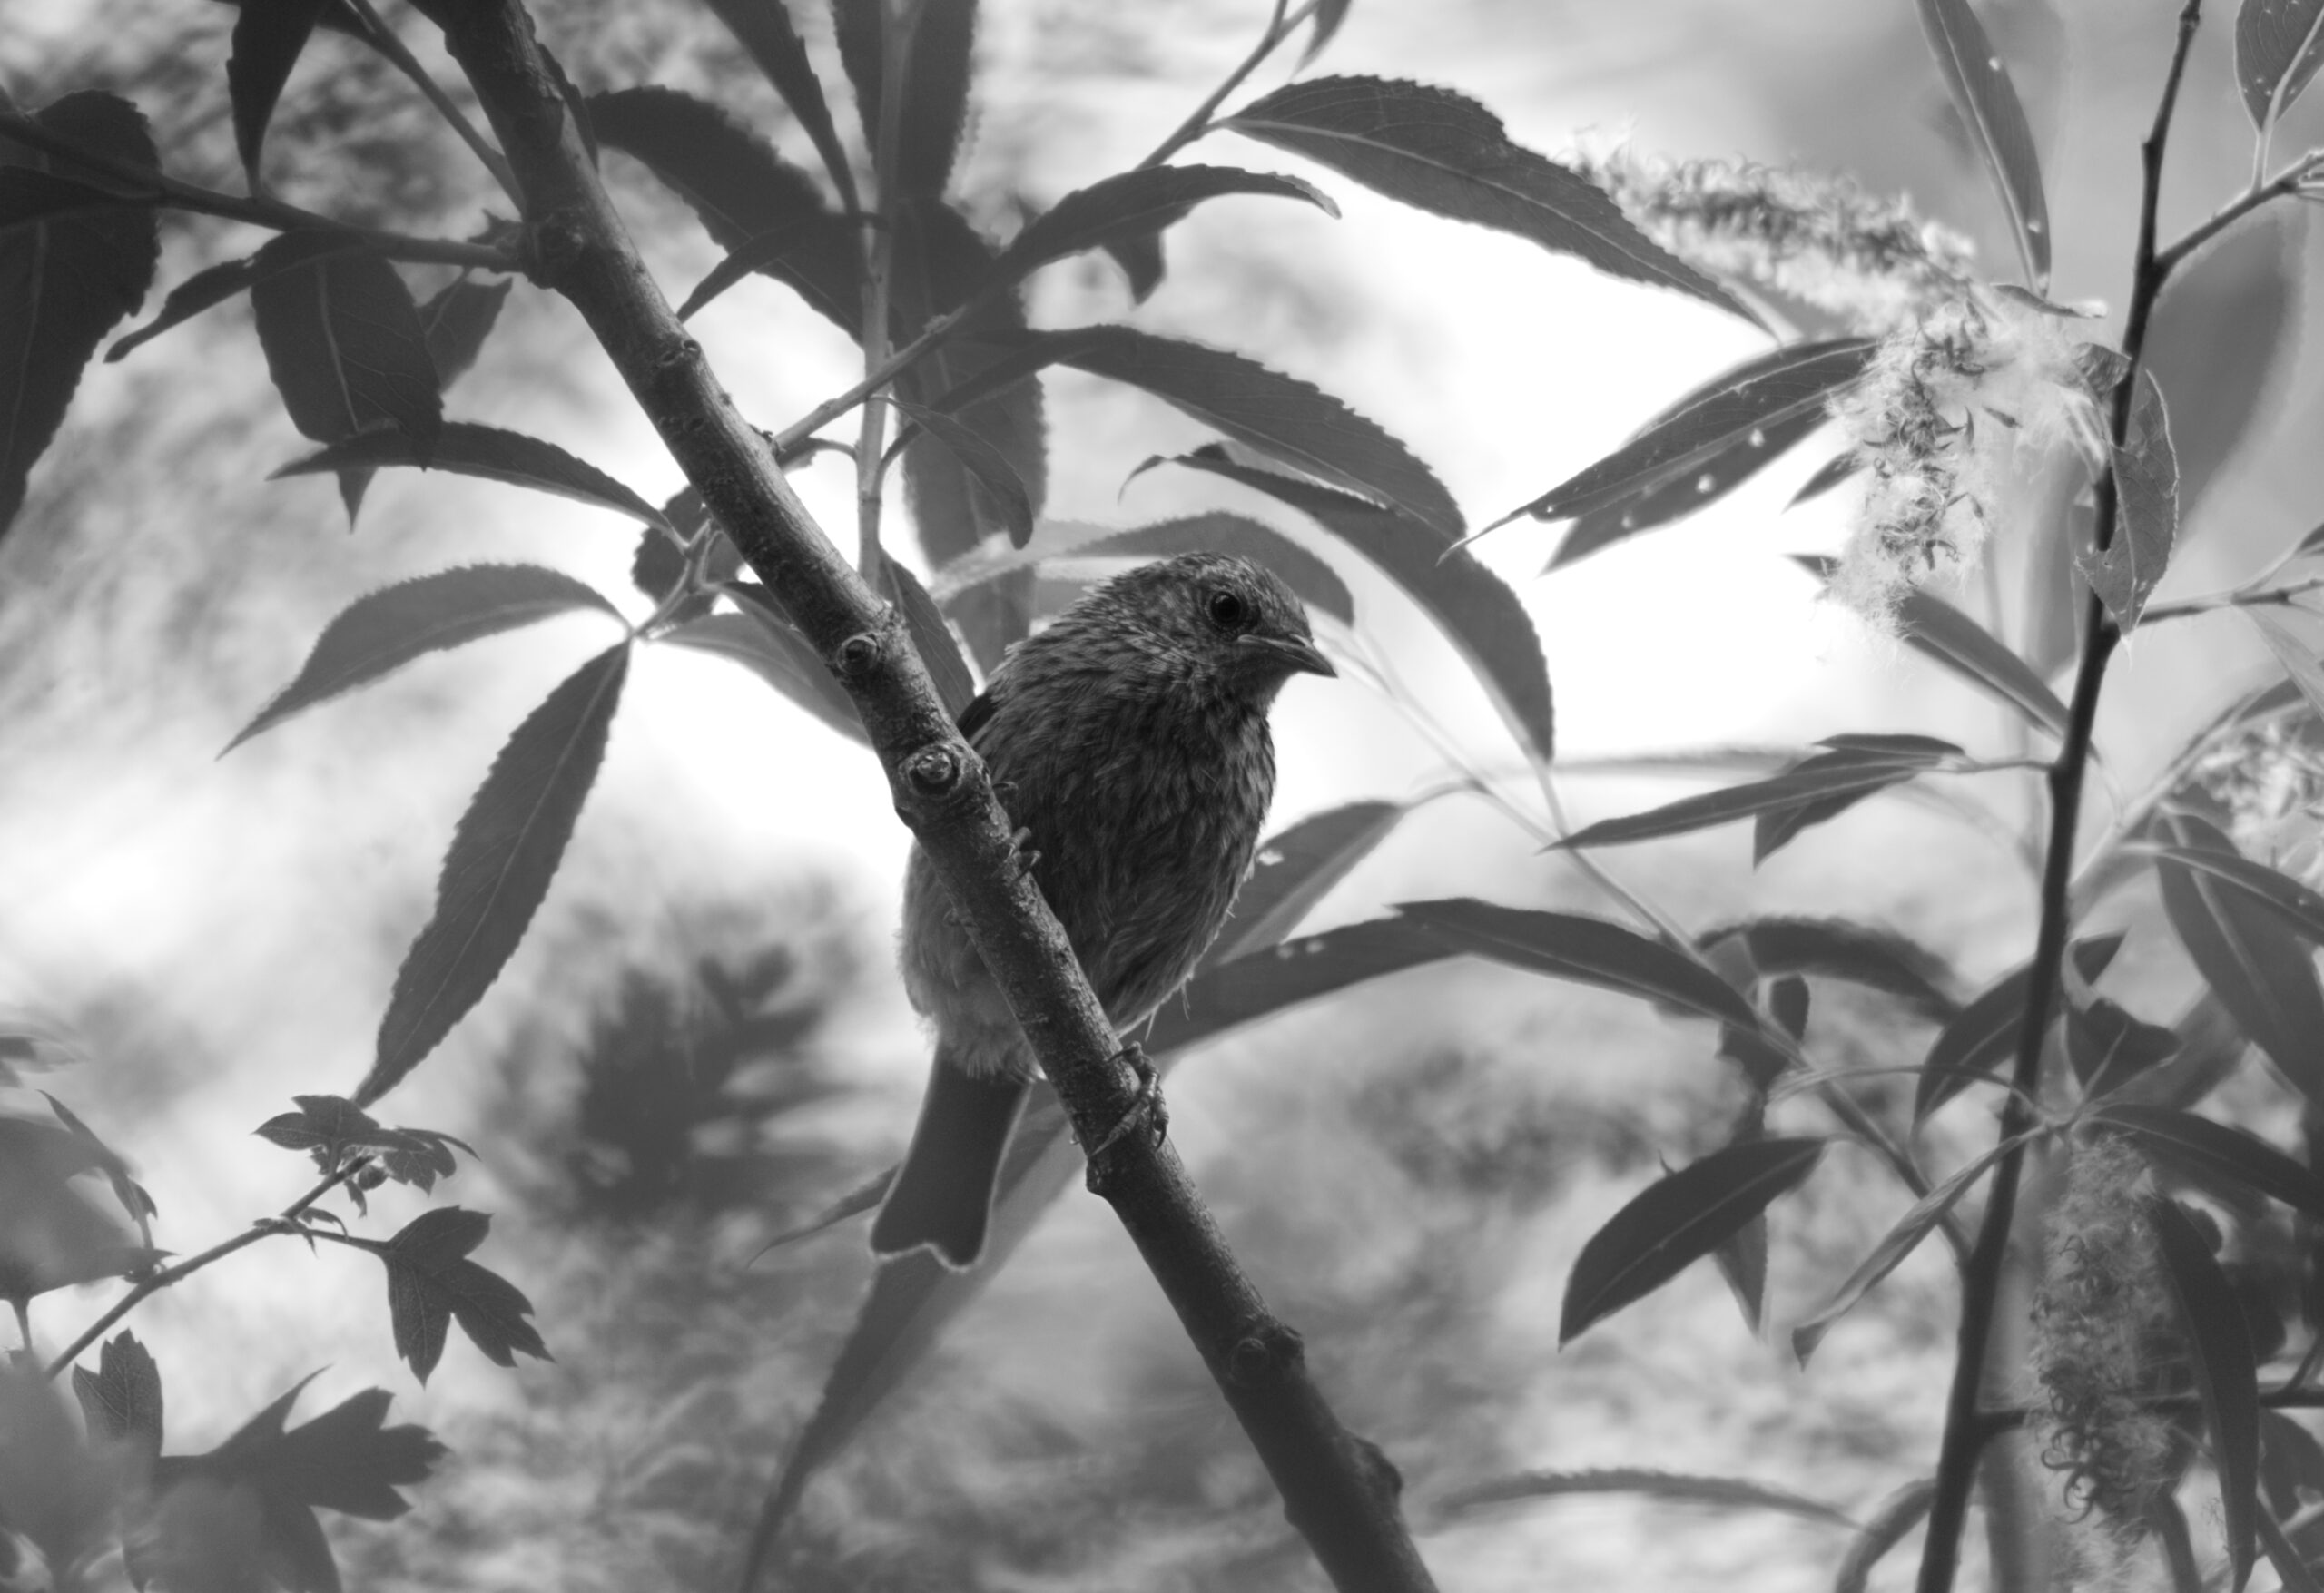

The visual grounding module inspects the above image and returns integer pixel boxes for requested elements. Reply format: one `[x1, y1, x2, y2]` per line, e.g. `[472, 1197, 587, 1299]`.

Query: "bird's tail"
[869, 1054, 1030, 1269]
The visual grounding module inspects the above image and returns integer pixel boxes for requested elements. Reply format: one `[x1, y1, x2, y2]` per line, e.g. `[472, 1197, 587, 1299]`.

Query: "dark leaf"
[0, 92, 160, 540]
[1555, 738, 1954, 858]
[1302, 0, 1355, 64]
[0, 168, 153, 230]
[2066, 997, 2180, 1097]
[70, 1332, 162, 1458]
[109, 231, 367, 361]
[416, 277, 511, 388]
[1915, 0, 2051, 287]
[2236, 0, 2324, 131]
[937, 510, 1354, 626]
[937, 325, 1463, 540]
[1147, 916, 1449, 1057]
[1791, 1136, 2015, 1362]
[1792, 554, 2069, 736]
[986, 166, 1336, 297]
[1787, 451, 1861, 507]
[1430, 1466, 1856, 1529]
[2156, 811, 2324, 1111]
[1561, 1137, 1824, 1342]
[2142, 836, 2324, 949]
[271, 420, 665, 525]
[2094, 1104, 2324, 1224]
[1398, 897, 1758, 1029]
[832, 0, 976, 201]
[227, 564, 621, 752]
[1168, 449, 1552, 763]
[1220, 76, 1759, 326]
[1510, 339, 1875, 536]
[1558, 400, 1829, 567]
[2147, 1194, 2260, 1590]
[377, 1207, 547, 1381]
[1699, 917, 1957, 1023]
[254, 1093, 380, 1160]
[675, 228, 826, 320]
[684, 588, 869, 743]
[0, 1116, 147, 1304]
[697, 0, 856, 203]
[2259, 1509, 2324, 1593]
[227, 0, 327, 187]
[362, 644, 630, 1104]
[891, 398, 1034, 547]
[881, 553, 978, 717]
[2079, 369, 2177, 631]
[40, 1090, 154, 1226]
[1915, 933, 2125, 1121]
[1104, 228, 1167, 302]
[1199, 801, 1405, 970]
[2260, 1409, 2324, 1523]
[586, 86, 855, 330]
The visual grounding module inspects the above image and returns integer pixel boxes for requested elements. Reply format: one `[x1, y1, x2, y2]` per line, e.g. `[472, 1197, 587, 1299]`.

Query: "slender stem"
[1137, 0, 1319, 171]
[11, 1298, 30, 1354]
[0, 112, 514, 271]
[2154, 150, 2323, 277]
[42, 1162, 362, 1379]
[1915, 9, 2201, 1590]
[2140, 572, 2324, 625]
[341, 0, 520, 202]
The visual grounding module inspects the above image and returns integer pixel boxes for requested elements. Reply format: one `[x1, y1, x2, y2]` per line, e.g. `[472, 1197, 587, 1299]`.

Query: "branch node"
[836, 631, 884, 677]
[655, 335, 702, 371]
[903, 744, 962, 797]
[529, 208, 589, 281]
[1227, 1318, 1305, 1386]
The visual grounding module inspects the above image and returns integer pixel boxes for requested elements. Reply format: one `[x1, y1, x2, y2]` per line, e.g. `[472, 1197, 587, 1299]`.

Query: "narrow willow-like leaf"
[108, 231, 364, 361]
[832, 0, 976, 202]
[227, 565, 622, 752]
[1561, 1137, 1824, 1342]
[985, 166, 1335, 297]
[2258, 1509, 2324, 1593]
[2066, 996, 2181, 1098]
[674, 229, 822, 321]
[1169, 449, 1553, 765]
[1558, 402, 1829, 567]
[1834, 1480, 1938, 1593]
[1557, 737, 1955, 856]
[2147, 1194, 2260, 1590]
[881, 555, 978, 719]
[2236, 0, 2324, 133]
[935, 512, 1354, 626]
[663, 608, 868, 746]
[1301, 0, 1355, 65]
[697, 0, 855, 203]
[1400, 898, 1758, 1029]
[1788, 451, 1861, 507]
[1430, 1466, 1856, 1529]
[2094, 1105, 2324, 1224]
[1220, 76, 1759, 326]
[2156, 811, 2324, 1112]
[0, 93, 160, 540]
[228, 0, 327, 186]
[361, 644, 630, 1104]
[1792, 554, 2069, 736]
[2140, 836, 2324, 950]
[891, 398, 1034, 547]
[934, 326, 1464, 539]
[1199, 801, 1405, 970]
[271, 421, 665, 526]
[1790, 1136, 2016, 1362]
[2080, 369, 2177, 631]
[1147, 916, 1449, 1057]
[1510, 339, 1874, 537]
[1915, 934, 2125, 1121]
[2246, 607, 2324, 728]
[1700, 917, 1957, 1022]
[1915, 0, 2051, 288]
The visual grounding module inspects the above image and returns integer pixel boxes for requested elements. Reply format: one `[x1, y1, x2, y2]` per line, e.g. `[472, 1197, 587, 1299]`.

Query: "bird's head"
[1078, 552, 1334, 705]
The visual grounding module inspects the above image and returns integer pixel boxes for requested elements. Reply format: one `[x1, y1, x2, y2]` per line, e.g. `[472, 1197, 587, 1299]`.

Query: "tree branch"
[425, 6, 1438, 1591]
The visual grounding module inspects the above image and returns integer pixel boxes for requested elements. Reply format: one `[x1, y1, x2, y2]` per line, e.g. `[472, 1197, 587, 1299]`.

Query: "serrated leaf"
[108, 231, 367, 361]
[1915, 933, 2125, 1121]
[1558, 400, 1829, 567]
[271, 420, 665, 525]
[1167, 448, 1553, 764]
[2147, 1194, 2260, 1589]
[986, 166, 1336, 298]
[2237, 0, 2324, 132]
[1699, 917, 1957, 1022]
[2094, 1104, 2324, 1223]
[1791, 1136, 2014, 1362]
[1399, 897, 1758, 1029]
[70, 1332, 162, 1457]
[674, 228, 825, 320]
[697, 0, 855, 203]
[1557, 738, 1954, 858]
[935, 511, 1354, 626]
[378, 1207, 547, 1382]
[1561, 1137, 1824, 1342]
[2080, 369, 2176, 631]
[0, 168, 153, 231]
[1220, 76, 1759, 327]
[891, 398, 1034, 547]
[936, 325, 1463, 539]
[362, 644, 630, 1104]
[1508, 339, 1874, 539]
[881, 553, 978, 717]
[2156, 811, 2324, 1112]
[416, 277, 510, 388]
[0, 92, 160, 540]
[1915, 0, 2051, 288]
[227, 0, 328, 187]
[1792, 554, 2069, 736]
[833, 0, 975, 202]
[587, 85, 856, 330]
[678, 593, 869, 744]
[227, 564, 621, 752]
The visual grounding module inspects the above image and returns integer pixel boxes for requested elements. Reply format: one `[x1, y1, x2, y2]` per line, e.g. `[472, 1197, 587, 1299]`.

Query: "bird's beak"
[1240, 633, 1337, 678]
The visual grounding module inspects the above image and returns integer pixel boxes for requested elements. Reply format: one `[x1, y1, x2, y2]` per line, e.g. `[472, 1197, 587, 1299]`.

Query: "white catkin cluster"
[1577, 147, 2107, 631]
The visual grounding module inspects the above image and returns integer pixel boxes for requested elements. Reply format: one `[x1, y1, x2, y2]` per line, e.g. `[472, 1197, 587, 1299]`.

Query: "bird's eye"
[1206, 588, 1250, 630]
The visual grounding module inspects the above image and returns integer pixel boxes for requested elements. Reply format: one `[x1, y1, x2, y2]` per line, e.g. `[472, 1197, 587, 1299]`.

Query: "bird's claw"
[1083, 1042, 1167, 1160]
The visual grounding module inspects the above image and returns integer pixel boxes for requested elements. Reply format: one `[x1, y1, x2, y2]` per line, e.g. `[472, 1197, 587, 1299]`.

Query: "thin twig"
[852, 1, 915, 580]
[2139, 572, 2324, 625]
[2154, 149, 2324, 277]
[0, 111, 513, 271]
[42, 1162, 364, 1380]
[1915, 8, 2202, 1591]
[1136, 0, 1319, 172]
[341, 0, 520, 202]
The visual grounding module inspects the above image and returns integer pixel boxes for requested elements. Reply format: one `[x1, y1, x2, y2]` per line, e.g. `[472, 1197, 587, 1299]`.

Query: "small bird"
[871, 552, 1335, 1268]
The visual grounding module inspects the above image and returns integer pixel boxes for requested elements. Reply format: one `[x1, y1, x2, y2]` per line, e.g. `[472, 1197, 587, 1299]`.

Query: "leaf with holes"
[1200, 801, 1404, 971]
[2237, 0, 2324, 133]
[0, 93, 160, 540]
[2156, 811, 2324, 1111]
[987, 166, 1336, 299]
[1915, 0, 2050, 288]
[1219, 76, 1758, 326]
[362, 644, 629, 1104]
[272, 420, 665, 526]
[376, 1208, 548, 1382]
[227, 564, 621, 752]
[1399, 898, 1758, 1029]
[2148, 1194, 2260, 1590]
[1915, 934, 2125, 1121]
[1562, 1137, 1824, 1342]
[1557, 401, 1830, 568]
[2079, 369, 2177, 631]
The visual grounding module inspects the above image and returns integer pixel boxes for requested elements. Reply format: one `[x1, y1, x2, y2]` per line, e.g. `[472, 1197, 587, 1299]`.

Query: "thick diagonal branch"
[425, 7, 1436, 1592]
